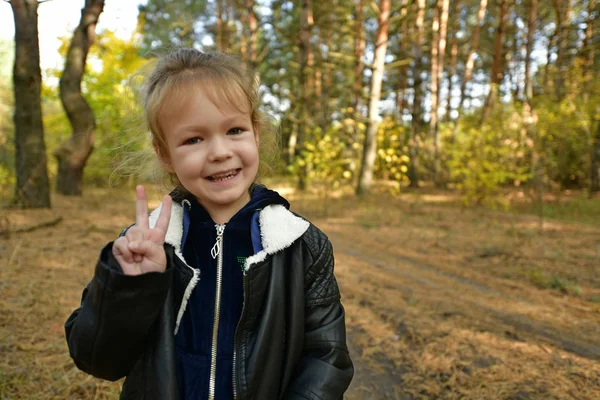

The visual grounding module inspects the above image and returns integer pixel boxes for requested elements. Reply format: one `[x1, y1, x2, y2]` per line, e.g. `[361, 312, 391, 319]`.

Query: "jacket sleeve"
[64, 241, 174, 381]
[284, 229, 354, 400]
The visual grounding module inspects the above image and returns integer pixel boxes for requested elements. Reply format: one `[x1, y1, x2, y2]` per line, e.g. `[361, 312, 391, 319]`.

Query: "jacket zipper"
[209, 224, 225, 400]
[232, 271, 248, 400]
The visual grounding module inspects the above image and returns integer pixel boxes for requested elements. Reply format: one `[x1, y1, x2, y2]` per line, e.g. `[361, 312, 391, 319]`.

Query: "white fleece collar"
[148, 202, 310, 271]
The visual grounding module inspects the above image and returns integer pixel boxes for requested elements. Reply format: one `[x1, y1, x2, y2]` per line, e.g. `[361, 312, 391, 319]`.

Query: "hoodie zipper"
[208, 224, 225, 400]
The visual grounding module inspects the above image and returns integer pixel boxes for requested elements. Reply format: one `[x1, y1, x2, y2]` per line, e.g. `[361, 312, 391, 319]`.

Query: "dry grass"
[1, 183, 599, 399]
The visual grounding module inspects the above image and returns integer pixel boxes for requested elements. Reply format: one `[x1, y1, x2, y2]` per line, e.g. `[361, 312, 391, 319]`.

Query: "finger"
[125, 225, 144, 244]
[129, 240, 165, 268]
[153, 195, 172, 242]
[135, 185, 149, 230]
[113, 237, 134, 265]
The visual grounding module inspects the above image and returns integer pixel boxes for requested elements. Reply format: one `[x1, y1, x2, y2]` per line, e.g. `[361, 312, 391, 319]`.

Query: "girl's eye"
[228, 127, 245, 135]
[184, 137, 202, 145]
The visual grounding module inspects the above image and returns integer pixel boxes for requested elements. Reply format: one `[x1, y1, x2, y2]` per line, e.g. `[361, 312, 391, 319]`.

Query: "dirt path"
[320, 220, 600, 399]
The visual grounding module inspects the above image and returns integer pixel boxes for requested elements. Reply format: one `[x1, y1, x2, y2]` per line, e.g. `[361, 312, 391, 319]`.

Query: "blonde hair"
[124, 49, 278, 193]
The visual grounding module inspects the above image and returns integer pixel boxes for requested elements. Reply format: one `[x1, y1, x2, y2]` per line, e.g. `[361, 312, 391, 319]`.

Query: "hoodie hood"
[181, 183, 289, 224]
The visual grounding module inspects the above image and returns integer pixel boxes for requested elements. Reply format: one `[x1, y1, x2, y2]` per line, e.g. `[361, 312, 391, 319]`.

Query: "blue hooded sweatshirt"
[175, 184, 289, 399]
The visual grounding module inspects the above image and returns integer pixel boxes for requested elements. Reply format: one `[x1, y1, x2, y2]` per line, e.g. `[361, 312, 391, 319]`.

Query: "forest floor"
[1, 183, 599, 399]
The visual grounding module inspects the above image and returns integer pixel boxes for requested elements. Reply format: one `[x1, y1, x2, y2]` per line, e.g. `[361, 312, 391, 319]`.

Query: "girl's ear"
[153, 140, 175, 173]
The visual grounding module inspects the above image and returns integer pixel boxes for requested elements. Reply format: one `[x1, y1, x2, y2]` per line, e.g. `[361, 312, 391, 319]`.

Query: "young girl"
[65, 49, 353, 400]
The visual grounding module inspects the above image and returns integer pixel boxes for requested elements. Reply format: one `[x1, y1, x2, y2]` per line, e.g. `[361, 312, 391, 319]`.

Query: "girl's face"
[158, 84, 259, 222]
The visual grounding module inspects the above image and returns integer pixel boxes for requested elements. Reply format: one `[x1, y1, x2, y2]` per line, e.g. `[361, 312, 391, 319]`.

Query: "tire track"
[330, 231, 600, 361]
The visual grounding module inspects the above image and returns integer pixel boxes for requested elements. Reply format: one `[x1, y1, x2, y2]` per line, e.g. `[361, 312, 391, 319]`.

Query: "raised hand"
[112, 186, 173, 276]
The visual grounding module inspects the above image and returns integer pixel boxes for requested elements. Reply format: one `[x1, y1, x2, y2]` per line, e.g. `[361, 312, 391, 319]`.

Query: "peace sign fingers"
[113, 186, 173, 275]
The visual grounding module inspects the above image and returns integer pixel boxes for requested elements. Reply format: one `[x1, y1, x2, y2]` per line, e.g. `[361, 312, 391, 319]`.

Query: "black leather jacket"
[65, 202, 353, 399]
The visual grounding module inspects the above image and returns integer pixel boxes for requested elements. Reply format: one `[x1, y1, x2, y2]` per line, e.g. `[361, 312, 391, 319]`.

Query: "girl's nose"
[207, 137, 233, 162]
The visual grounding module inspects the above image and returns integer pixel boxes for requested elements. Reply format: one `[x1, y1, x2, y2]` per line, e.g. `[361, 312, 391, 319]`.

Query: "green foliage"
[290, 118, 361, 190]
[0, 38, 14, 196]
[374, 117, 410, 193]
[525, 268, 581, 296]
[42, 31, 148, 186]
[534, 62, 599, 189]
[448, 109, 530, 208]
[137, 0, 208, 53]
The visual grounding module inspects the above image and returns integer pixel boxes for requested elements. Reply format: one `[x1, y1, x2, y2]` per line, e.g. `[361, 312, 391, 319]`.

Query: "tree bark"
[10, 0, 51, 208]
[429, 2, 440, 137]
[352, 0, 366, 114]
[480, 0, 507, 125]
[445, 0, 460, 121]
[217, 0, 225, 50]
[54, 0, 104, 196]
[524, 0, 537, 101]
[592, 114, 600, 195]
[247, 0, 258, 70]
[356, 0, 390, 195]
[396, 0, 410, 117]
[408, 0, 426, 188]
[552, 0, 573, 100]
[459, 0, 488, 110]
[431, 0, 449, 184]
[288, 0, 313, 189]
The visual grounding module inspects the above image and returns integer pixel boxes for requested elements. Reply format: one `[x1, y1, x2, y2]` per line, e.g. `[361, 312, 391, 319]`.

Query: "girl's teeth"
[210, 171, 236, 181]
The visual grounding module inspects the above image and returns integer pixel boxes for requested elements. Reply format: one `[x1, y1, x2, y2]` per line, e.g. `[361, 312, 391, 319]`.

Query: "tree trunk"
[429, 2, 440, 137]
[247, 0, 258, 70]
[445, 0, 460, 121]
[54, 0, 104, 196]
[553, 0, 572, 100]
[432, 0, 449, 184]
[356, 0, 390, 195]
[524, 0, 537, 101]
[352, 0, 366, 114]
[217, 0, 225, 50]
[11, 0, 51, 208]
[396, 0, 410, 117]
[480, 0, 507, 125]
[459, 0, 488, 110]
[289, 0, 313, 189]
[592, 115, 600, 195]
[408, 0, 426, 188]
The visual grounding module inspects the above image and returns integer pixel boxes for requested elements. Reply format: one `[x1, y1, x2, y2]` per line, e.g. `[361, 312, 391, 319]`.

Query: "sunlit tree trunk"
[289, 0, 313, 189]
[352, 0, 366, 114]
[54, 0, 104, 196]
[217, 0, 225, 50]
[356, 0, 390, 195]
[396, 0, 410, 117]
[429, 2, 440, 137]
[445, 0, 460, 121]
[524, 0, 536, 101]
[459, 0, 488, 110]
[592, 116, 600, 195]
[247, 0, 258, 70]
[552, 0, 573, 100]
[524, 0, 541, 202]
[408, 0, 425, 188]
[588, 0, 599, 195]
[10, 0, 50, 208]
[480, 0, 507, 125]
[431, 0, 449, 184]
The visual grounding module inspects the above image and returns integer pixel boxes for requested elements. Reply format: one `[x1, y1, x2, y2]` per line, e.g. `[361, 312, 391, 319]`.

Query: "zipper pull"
[211, 224, 225, 259]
